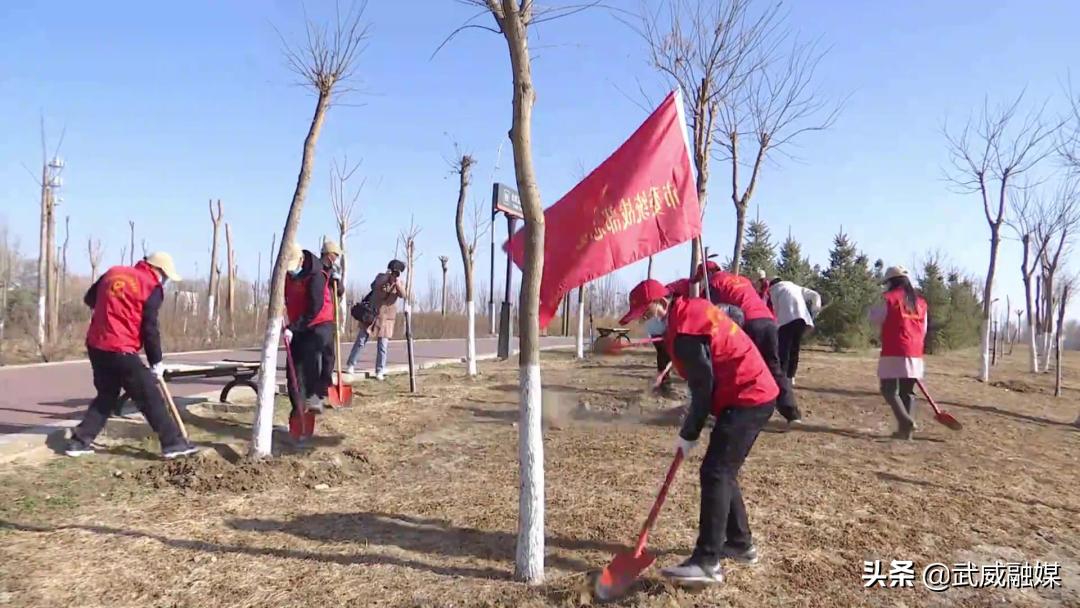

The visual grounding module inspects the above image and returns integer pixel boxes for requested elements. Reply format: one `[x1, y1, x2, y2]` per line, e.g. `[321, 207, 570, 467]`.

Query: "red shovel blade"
[288, 411, 316, 441]
[328, 383, 353, 408]
[595, 548, 656, 601]
[934, 411, 963, 431]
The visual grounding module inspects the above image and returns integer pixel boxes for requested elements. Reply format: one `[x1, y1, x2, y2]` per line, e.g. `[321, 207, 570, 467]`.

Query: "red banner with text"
[506, 90, 702, 328]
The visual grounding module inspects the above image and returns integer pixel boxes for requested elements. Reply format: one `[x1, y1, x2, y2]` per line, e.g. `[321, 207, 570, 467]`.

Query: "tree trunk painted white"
[575, 288, 585, 359]
[1028, 321, 1040, 373]
[466, 300, 477, 376]
[251, 316, 283, 457]
[516, 362, 545, 583]
[979, 317, 991, 383]
[1040, 328, 1054, 372]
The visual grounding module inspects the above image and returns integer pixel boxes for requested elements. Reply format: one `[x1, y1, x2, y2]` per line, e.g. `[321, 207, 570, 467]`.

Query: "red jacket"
[705, 271, 775, 321]
[85, 261, 162, 355]
[665, 278, 692, 299]
[664, 297, 778, 411]
[285, 256, 334, 329]
[880, 288, 927, 357]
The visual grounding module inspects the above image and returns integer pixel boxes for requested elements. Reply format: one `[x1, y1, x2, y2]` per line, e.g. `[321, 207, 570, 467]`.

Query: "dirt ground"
[0, 345, 1077, 608]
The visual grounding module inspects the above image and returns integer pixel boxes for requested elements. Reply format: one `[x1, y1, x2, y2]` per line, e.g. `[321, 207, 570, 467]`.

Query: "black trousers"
[653, 340, 671, 387]
[743, 318, 800, 421]
[694, 401, 774, 562]
[880, 378, 917, 431]
[292, 323, 335, 403]
[74, 348, 184, 449]
[777, 319, 807, 380]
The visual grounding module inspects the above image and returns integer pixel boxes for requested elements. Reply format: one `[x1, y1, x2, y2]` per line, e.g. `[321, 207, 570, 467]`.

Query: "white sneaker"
[306, 395, 325, 414]
[375, 371, 385, 381]
[346, 365, 355, 376]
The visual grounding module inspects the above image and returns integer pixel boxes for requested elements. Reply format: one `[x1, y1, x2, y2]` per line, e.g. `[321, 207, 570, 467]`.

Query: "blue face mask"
[644, 316, 667, 337]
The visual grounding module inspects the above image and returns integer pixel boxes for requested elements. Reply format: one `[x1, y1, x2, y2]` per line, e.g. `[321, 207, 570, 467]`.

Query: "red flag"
[506, 90, 702, 328]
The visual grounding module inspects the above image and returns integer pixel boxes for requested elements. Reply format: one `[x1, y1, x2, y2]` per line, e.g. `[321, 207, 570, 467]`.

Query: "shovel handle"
[633, 448, 685, 557]
[281, 325, 311, 437]
[653, 362, 673, 389]
[914, 379, 942, 416]
[157, 376, 189, 441]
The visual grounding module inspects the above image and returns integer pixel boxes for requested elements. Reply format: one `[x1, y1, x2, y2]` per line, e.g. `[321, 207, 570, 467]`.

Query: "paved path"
[0, 336, 574, 439]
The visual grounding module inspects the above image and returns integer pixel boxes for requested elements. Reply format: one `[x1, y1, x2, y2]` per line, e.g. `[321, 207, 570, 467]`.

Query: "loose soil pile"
[0, 347, 1076, 608]
[133, 451, 370, 493]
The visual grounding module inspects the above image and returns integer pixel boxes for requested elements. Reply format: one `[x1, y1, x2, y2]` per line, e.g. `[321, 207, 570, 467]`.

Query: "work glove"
[150, 362, 166, 380]
[330, 267, 342, 284]
[675, 435, 698, 457]
[283, 328, 294, 343]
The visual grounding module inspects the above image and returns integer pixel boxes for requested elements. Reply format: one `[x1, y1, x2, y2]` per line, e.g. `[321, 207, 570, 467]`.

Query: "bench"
[116, 360, 262, 413]
[595, 327, 632, 343]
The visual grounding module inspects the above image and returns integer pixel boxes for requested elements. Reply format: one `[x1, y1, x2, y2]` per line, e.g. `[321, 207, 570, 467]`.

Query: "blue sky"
[1, 0, 1078, 320]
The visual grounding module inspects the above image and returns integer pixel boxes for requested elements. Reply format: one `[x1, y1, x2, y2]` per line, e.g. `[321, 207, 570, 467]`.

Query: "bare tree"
[1055, 278, 1073, 397]
[1010, 185, 1053, 372]
[0, 226, 16, 366]
[207, 199, 223, 329]
[252, 1, 370, 458]
[128, 220, 135, 266]
[944, 94, 1061, 382]
[439, 255, 450, 316]
[719, 35, 840, 273]
[330, 154, 364, 325]
[27, 117, 67, 352]
[453, 152, 481, 375]
[119, 247, 126, 266]
[399, 220, 421, 392]
[1036, 178, 1079, 370]
[88, 238, 104, 283]
[449, 0, 584, 584]
[141, 239, 148, 258]
[634, 0, 778, 284]
[59, 215, 70, 309]
[225, 223, 237, 337]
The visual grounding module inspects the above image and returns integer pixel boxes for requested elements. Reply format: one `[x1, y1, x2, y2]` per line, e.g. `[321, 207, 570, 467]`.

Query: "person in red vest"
[284, 240, 342, 414]
[694, 262, 801, 424]
[869, 265, 928, 440]
[621, 279, 778, 586]
[65, 252, 198, 459]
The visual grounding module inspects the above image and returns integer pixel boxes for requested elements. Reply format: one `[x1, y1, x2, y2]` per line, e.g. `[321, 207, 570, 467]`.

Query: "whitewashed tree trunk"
[1028, 321, 1040, 373]
[575, 288, 585, 359]
[516, 362, 544, 582]
[979, 317, 991, 383]
[252, 317, 283, 456]
[466, 300, 477, 376]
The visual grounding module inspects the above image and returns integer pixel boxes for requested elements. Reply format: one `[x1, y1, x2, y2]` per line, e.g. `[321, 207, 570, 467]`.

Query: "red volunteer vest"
[85, 261, 161, 354]
[664, 298, 779, 412]
[706, 271, 775, 321]
[880, 288, 927, 357]
[284, 266, 334, 327]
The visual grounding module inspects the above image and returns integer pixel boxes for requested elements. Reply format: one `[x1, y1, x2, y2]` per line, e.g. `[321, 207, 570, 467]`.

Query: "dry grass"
[0, 346, 1077, 608]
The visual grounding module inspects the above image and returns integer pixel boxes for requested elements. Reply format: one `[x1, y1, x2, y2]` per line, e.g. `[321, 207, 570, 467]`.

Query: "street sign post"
[491, 182, 522, 359]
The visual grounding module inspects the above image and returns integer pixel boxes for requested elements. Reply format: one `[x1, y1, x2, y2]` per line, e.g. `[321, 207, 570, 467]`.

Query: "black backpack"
[351, 291, 377, 325]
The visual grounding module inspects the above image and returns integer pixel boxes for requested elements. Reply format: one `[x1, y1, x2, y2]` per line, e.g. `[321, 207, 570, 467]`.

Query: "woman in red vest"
[621, 279, 778, 586]
[869, 265, 928, 440]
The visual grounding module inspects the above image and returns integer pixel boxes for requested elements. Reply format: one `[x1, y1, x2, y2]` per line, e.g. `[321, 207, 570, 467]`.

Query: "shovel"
[595, 447, 685, 601]
[327, 287, 353, 407]
[283, 327, 315, 441]
[156, 372, 189, 441]
[593, 336, 662, 356]
[914, 379, 962, 431]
